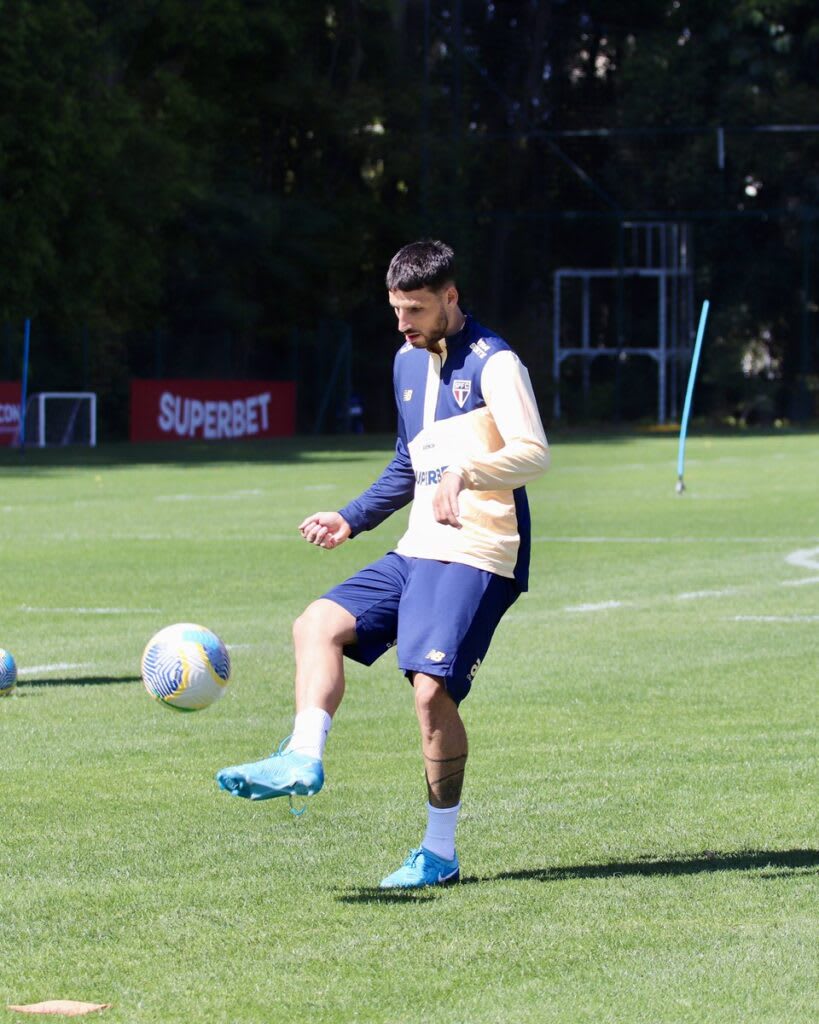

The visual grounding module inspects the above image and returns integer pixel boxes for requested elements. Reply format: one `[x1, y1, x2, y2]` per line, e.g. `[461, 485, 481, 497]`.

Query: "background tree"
[1, 0, 816, 432]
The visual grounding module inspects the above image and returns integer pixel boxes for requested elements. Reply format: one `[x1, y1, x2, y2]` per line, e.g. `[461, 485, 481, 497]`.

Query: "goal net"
[22, 392, 97, 447]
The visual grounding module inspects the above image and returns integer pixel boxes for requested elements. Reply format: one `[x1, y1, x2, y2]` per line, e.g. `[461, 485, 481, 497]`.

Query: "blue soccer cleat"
[216, 739, 324, 801]
[379, 847, 460, 889]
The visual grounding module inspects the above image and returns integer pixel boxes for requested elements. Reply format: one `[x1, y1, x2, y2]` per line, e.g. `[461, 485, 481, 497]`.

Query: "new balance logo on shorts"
[425, 649, 446, 663]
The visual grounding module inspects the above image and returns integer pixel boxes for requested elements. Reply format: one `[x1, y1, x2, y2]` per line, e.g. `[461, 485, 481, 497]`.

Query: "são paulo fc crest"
[452, 379, 471, 408]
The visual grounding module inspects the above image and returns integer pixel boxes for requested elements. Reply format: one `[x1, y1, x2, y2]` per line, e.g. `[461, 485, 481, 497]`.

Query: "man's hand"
[432, 471, 465, 528]
[298, 511, 352, 549]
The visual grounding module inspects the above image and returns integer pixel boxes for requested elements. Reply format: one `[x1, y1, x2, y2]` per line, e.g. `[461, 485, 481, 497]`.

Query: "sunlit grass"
[1, 432, 816, 1023]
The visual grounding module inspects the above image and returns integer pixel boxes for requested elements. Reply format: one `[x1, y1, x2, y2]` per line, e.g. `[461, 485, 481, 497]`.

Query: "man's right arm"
[337, 435, 415, 536]
[298, 435, 415, 549]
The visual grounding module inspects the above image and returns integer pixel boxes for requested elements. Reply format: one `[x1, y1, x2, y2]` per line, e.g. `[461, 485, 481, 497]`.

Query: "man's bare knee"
[413, 674, 457, 725]
[293, 598, 356, 649]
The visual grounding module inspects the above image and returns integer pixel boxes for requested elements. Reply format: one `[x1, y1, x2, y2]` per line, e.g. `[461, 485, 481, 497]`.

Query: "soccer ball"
[0, 648, 17, 697]
[141, 623, 231, 711]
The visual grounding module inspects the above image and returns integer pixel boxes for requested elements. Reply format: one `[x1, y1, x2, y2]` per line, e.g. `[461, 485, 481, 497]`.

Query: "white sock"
[286, 707, 332, 760]
[422, 802, 460, 861]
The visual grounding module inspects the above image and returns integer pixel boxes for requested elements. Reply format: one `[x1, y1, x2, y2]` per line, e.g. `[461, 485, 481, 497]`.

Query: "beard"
[404, 306, 449, 349]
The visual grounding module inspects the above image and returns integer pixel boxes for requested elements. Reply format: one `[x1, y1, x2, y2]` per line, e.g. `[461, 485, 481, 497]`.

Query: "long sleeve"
[338, 435, 415, 537]
[448, 350, 550, 490]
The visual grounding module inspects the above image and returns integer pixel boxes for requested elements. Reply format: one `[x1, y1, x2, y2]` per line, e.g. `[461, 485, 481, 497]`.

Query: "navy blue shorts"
[322, 551, 519, 704]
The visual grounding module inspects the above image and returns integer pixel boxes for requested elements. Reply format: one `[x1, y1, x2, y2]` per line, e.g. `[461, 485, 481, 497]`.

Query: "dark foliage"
[1, 1, 817, 432]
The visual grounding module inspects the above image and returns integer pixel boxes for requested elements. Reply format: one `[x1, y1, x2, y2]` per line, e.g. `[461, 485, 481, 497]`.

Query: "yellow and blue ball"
[141, 623, 231, 711]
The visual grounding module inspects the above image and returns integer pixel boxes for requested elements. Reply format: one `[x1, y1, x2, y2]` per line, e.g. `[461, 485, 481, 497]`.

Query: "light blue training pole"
[19, 318, 31, 451]
[676, 300, 710, 494]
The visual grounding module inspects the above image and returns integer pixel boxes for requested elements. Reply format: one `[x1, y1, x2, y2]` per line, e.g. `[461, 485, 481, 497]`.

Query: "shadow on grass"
[477, 848, 819, 885]
[18, 674, 141, 688]
[0, 436, 397, 473]
[338, 888, 440, 905]
[336, 849, 818, 904]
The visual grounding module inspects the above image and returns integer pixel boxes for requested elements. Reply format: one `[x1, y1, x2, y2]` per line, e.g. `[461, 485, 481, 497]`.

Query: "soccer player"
[217, 240, 550, 888]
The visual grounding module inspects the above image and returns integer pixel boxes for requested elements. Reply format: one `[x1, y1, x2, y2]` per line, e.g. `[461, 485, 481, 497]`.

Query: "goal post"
[21, 392, 97, 448]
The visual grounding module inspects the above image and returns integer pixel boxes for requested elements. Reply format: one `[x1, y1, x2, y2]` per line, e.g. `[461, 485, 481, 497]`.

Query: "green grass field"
[1, 432, 817, 1024]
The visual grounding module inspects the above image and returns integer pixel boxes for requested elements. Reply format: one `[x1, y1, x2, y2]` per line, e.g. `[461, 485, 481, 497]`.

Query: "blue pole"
[676, 300, 710, 493]
[18, 318, 31, 450]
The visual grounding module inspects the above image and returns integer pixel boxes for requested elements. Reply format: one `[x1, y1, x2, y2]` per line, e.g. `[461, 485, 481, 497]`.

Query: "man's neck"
[447, 310, 467, 337]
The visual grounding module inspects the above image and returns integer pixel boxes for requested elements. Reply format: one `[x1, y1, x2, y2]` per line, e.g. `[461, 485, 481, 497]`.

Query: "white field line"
[557, 543, 819, 615]
[780, 547, 819, 587]
[670, 494, 748, 501]
[110, 533, 297, 542]
[552, 451, 798, 477]
[23, 532, 302, 543]
[534, 536, 818, 544]
[785, 546, 819, 571]
[732, 615, 819, 623]
[565, 600, 626, 613]
[555, 462, 657, 473]
[155, 489, 264, 502]
[18, 662, 93, 676]
[20, 606, 161, 615]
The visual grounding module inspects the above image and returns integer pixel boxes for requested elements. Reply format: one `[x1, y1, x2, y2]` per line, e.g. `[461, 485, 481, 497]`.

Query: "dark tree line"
[1, 1, 817, 433]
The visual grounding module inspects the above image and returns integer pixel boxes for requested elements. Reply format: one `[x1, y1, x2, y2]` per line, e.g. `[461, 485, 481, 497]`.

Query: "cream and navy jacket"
[339, 315, 550, 590]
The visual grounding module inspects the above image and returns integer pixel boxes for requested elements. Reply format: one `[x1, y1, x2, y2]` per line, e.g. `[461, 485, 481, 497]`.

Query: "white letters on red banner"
[130, 380, 295, 442]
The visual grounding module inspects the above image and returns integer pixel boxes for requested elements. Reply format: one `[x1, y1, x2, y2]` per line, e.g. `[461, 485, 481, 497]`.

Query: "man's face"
[388, 285, 458, 351]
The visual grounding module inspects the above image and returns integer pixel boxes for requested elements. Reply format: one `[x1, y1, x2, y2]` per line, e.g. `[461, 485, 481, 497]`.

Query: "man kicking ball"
[217, 239, 549, 888]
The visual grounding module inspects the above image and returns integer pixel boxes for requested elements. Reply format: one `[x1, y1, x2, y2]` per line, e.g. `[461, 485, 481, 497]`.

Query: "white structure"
[22, 392, 97, 447]
[552, 222, 695, 423]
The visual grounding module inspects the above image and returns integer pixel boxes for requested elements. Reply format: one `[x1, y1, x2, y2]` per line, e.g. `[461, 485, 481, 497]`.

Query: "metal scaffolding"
[552, 222, 695, 423]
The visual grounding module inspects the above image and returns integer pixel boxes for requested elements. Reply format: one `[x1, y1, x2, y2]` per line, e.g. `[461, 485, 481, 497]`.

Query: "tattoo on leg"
[424, 751, 467, 805]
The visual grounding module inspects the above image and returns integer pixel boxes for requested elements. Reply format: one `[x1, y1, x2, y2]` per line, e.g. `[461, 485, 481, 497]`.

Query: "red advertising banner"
[0, 381, 21, 446]
[130, 379, 296, 442]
